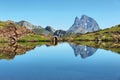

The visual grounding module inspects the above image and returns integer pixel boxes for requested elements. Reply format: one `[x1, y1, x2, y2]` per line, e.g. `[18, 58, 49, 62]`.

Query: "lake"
[0, 42, 120, 80]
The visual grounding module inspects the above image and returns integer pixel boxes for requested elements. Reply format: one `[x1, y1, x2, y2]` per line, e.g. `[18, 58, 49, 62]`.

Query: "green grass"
[0, 38, 9, 43]
[18, 41, 51, 47]
[18, 34, 51, 42]
[0, 21, 8, 29]
[0, 53, 14, 60]
[72, 24, 120, 41]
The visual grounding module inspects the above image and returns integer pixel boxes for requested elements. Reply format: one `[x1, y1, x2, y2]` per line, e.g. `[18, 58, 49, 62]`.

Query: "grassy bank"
[71, 24, 120, 42]
[18, 34, 51, 42]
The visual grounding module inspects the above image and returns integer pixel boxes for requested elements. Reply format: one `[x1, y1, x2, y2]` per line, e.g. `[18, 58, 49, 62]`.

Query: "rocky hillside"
[0, 21, 33, 42]
[0, 21, 50, 42]
[68, 15, 100, 34]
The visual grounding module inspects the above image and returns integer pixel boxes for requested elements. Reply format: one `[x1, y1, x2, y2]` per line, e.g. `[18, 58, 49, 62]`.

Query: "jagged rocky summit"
[68, 15, 100, 34]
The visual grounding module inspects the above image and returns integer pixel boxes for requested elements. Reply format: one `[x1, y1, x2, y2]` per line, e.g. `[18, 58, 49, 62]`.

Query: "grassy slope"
[18, 34, 51, 42]
[73, 24, 120, 41]
[0, 21, 8, 29]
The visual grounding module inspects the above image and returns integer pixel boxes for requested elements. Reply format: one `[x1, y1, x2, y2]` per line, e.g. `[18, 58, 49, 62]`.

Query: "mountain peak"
[19, 20, 27, 22]
[75, 16, 79, 20]
[18, 20, 30, 24]
[68, 15, 100, 33]
[74, 16, 80, 25]
[16, 20, 34, 30]
[45, 26, 56, 33]
[81, 14, 88, 18]
[80, 15, 90, 20]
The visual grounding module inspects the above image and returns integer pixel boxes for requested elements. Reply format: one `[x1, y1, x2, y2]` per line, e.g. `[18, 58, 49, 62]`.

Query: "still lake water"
[0, 42, 120, 80]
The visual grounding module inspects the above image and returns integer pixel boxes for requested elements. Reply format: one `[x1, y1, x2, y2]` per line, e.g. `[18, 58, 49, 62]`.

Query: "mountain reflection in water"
[0, 42, 120, 80]
[0, 42, 120, 60]
[69, 43, 97, 58]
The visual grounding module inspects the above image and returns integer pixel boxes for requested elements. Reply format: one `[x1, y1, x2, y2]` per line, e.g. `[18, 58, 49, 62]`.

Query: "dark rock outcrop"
[45, 26, 56, 33]
[54, 30, 67, 37]
[68, 15, 100, 34]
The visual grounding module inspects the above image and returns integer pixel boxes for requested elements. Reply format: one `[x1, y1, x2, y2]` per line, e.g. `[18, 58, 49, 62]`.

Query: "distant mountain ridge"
[68, 15, 100, 34]
[16, 20, 55, 36]
[16, 15, 100, 37]
[16, 20, 39, 30]
[0, 15, 101, 38]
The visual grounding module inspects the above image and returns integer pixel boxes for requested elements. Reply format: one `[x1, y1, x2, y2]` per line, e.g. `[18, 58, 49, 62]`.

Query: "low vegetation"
[18, 34, 51, 42]
[69, 24, 120, 42]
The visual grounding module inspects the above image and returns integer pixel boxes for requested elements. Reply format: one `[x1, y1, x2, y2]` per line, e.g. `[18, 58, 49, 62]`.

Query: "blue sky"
[0, 0, 120, 30]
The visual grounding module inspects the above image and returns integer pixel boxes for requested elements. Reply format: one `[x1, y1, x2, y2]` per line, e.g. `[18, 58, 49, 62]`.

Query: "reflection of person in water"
[70, 44, 97, 59]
